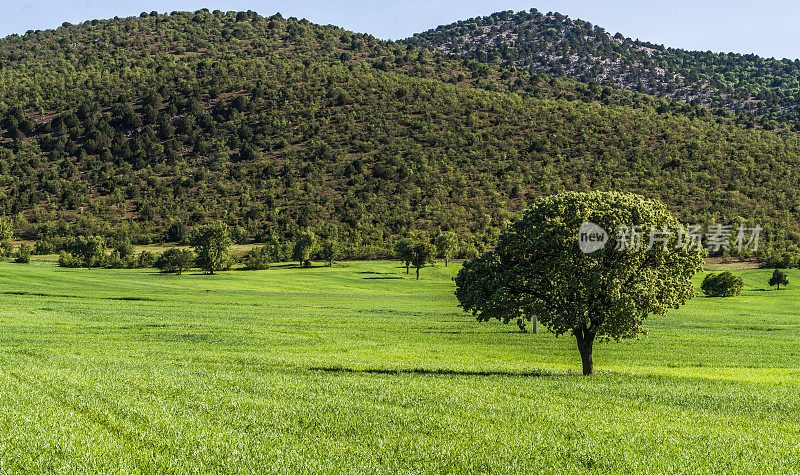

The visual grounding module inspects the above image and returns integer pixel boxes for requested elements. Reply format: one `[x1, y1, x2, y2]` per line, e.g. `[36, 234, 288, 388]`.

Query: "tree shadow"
[309, 366, 561, 377]
[270, 263, 327, 269]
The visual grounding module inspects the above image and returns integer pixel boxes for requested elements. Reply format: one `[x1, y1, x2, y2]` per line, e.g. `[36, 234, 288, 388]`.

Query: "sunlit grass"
[0, 261, 798, 472]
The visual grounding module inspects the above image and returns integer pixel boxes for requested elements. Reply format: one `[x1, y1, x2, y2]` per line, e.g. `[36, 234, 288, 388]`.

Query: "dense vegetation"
[407, 8, 800, 128]
[1, 10, 800, 260]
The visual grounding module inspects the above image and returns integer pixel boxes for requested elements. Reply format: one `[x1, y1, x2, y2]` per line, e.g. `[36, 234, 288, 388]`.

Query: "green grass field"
[0, 260, 798, 473]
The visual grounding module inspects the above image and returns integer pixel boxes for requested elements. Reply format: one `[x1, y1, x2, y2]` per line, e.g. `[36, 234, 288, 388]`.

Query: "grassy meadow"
[0, 260, 798, 473]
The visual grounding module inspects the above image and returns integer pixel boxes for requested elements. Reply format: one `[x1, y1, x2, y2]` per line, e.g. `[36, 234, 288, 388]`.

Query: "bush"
[137, 251, 157, 268]
[0, 241, 12, 259]
[15, 243, 31, 263]
[34, 239, 56, 255]
[58, 251, 81, 268]
[243, 246, 271, 270]
[155, 248, 194, 274]
[701, 271, 744, 297]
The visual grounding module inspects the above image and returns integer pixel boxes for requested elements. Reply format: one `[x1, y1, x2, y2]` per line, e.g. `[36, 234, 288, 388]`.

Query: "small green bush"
[15, 244, 31, 263]
[701, 271, 744, 297]
[243, 246, 271, 270]
[58, 251, 81, 268]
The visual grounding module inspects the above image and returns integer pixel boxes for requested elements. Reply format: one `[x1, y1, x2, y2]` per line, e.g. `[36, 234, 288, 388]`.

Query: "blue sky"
[1, 1, 799, 59]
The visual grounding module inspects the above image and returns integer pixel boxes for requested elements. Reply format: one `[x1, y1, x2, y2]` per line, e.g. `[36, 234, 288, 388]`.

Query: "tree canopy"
[189, 221, 232, 274]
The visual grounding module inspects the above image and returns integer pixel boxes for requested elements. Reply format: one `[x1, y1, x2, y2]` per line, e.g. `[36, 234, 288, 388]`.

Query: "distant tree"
[15, 243, 31, 263]
[66, 235, 106, 269]
[155, 248, 194, 275]
[137, 251, 157, 268]
[395, 238, 414, 274]
[455, 192, 702, 375]
[243, 246, 271, 270]
[435, 231, 459, 266]
[0, 217, 12, 241]
[292, 230, 317, 267]
[165, 221, 188, 243]
[0, 241, 12, 259]
[411, 242, 436, 280]
[769, 269, 789, 290]
[319, 238, 339, 267]
[189, 221, 232, 274]
[701, 271, 744, 297]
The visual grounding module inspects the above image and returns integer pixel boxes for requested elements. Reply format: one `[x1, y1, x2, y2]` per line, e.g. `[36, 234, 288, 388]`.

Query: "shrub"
[701, 271, 744, 297]
[34, 239, 56, 255]
[155, 248, 194, 275]
[15, 243, 31, 263]
[58, 251, 81, 268]
[137, 251, 157, 268]
[243, 246, 271, 270]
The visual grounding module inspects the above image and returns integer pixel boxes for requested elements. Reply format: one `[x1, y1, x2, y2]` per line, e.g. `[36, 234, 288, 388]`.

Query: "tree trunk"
[444, 258, 448, 267]
[416, 267, 420, 280]
[405, 263, 410, 274]
[532, 316, 538, 334]
[575, 327, 596, 376]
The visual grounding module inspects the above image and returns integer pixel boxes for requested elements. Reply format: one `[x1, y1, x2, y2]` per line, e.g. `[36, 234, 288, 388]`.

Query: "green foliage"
[410, 242, 436, 280]
[292, 231, 317, 267]
[768, 269, 789, 290]
[136, 251, 157, 269]
[434, 232, 459, 266]
[0, 218, 12, 241]
[155, 248, 194, 275]
[456, 191, 703, 375]
[64, 235, 106, 269]
[0, 241, 12, 259]
[394, 238, 415, 274]
[14, 243, 31, 263]
[319, 239, 339, 267]
[57, 251, 81, 268]
[0, 12, 798, 256]
[243, 246, 271, 270]
[701, 271, 744, 297]
[189, 221, 232, 274]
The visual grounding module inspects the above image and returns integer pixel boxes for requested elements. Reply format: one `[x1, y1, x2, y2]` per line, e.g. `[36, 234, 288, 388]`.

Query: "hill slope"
[406, 9, 800, 128]
[0, 10, 799, 258]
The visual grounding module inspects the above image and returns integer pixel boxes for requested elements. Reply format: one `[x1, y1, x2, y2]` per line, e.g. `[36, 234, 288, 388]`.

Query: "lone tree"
[411, 241, 436, 280]
[292, 230, 317, 267]
[455, 192, 702, 375]
[189, 221, 232, 275]
[155, 248, 194, 275]
[435, 232, 459, 267]
[395, 238, 414, 274]
[769, 269, 789, 290]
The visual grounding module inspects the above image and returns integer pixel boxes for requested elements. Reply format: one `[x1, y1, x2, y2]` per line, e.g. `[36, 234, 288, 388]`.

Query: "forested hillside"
[406, 9, 800, 129]
[1, 10, 800, 260]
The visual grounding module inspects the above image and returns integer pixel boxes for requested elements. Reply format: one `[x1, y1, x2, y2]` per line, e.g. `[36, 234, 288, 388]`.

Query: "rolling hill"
[406, 9, 800, 129]
[0, 10, 799, 260]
